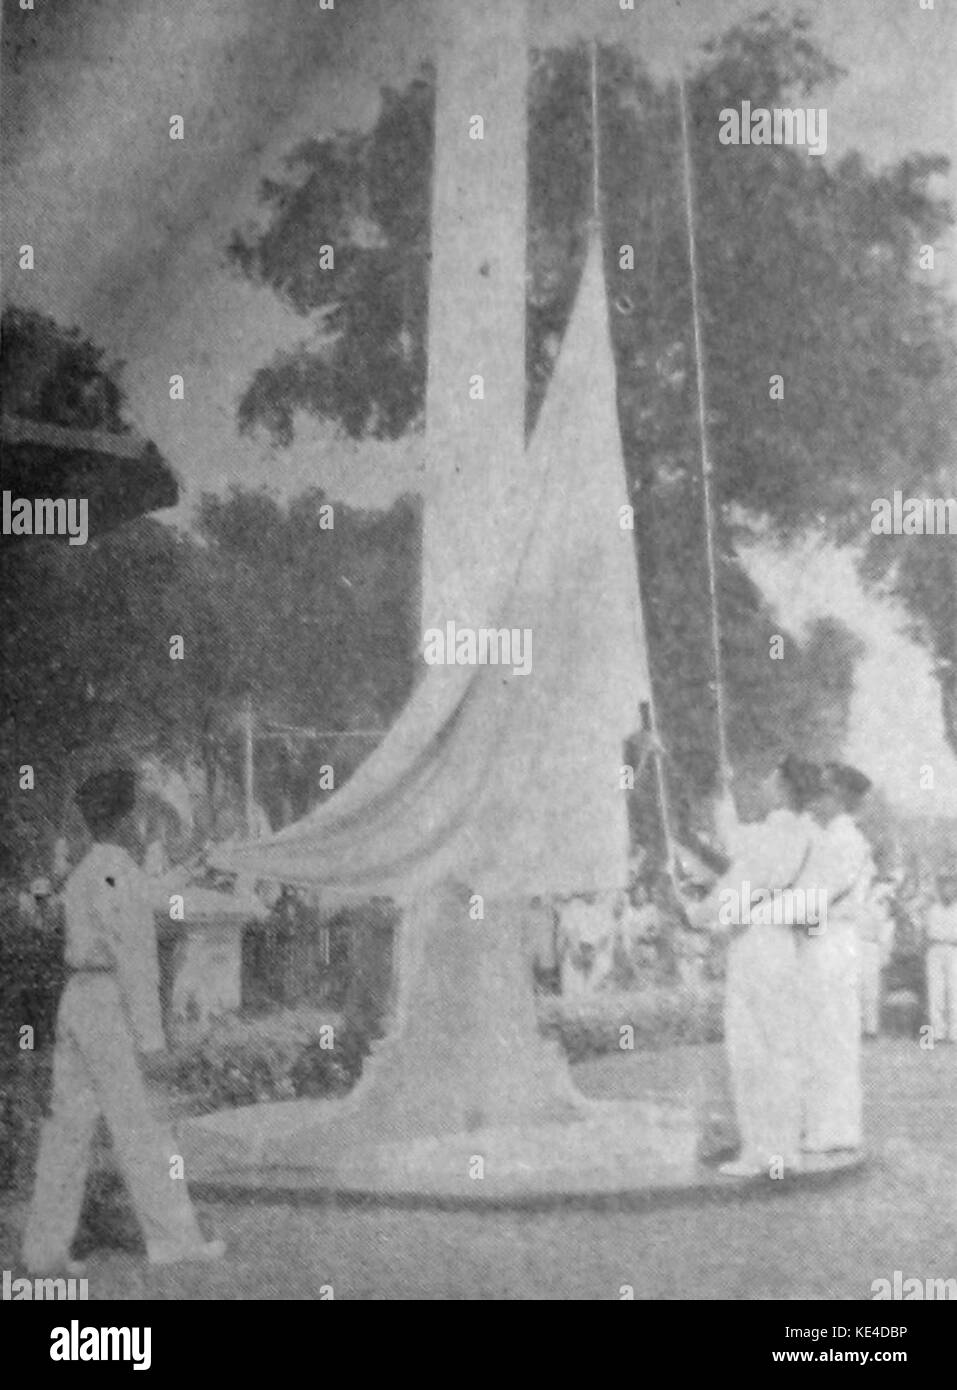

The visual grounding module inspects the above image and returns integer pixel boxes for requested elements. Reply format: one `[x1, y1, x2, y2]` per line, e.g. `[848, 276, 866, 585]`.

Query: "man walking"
[23, 769, 224, 1273]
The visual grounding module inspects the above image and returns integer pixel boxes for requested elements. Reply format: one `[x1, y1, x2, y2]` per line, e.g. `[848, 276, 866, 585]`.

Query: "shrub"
[0, 908, 64, 1046]
[169, 982, 725, 1113]
[168, 1007, 368, 1113]
[538, 982, 724, 1062]
[0, 1084, 22, 1190]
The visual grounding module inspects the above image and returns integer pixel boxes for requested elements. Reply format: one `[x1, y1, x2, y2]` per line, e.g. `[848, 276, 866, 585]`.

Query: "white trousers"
[927, 944, 957, 1043]
[725, 923, 801, 1170]
[23, 975, 201, 1264]
[798, 920, 862, 1151]
[859, 939, 883, 1036]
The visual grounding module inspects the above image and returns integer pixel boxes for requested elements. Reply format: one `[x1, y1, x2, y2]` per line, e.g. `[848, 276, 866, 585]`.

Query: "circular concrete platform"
[187, 1098, 865, 1208]
[181, 901, 866, 1209]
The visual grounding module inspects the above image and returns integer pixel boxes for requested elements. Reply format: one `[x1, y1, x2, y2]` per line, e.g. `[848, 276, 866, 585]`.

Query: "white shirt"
[718, 808, 819, 926]
[858, 882, 895, 952]
[927, 901, 957, 945]
[62, 843, 166, 1052]
[802, 813, 874, 923]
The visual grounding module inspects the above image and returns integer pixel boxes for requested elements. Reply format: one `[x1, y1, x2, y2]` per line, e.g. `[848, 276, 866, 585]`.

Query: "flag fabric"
[210, 235, 651, 903]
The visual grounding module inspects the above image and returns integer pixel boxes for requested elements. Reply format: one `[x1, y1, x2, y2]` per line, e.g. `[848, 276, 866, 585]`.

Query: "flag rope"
[590, 39, 601, 223]
[678, 71, 732, 794]
[591, 40, 682, 889]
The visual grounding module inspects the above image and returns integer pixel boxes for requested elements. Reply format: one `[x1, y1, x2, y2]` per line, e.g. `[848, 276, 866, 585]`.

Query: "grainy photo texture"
[1, 0, 955, 1316]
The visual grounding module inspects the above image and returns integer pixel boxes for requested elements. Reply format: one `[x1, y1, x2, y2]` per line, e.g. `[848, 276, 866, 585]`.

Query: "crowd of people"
[10, 752, 957, 1272]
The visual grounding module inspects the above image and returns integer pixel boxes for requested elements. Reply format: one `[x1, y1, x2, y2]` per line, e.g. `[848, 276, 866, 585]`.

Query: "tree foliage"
[0, 306, 129, 432]
[0, 312, 420, 877]
[229, 15, 954, 802]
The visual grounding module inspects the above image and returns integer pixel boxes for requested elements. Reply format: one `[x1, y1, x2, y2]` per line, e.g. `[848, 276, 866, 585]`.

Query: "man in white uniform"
[926, 869, 957, 1043]
[859, 878, 896, 1038]
[797, 763, 874, 1157]
[692, 756, 821, 1178]
[23, 770, 224, 1273]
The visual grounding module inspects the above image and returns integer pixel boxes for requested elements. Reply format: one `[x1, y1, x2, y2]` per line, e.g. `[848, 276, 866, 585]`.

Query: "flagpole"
[590, 38, 682, 893]
[590, 39, 601, 224]
[678, 71, 732, 795]
[243, 691, 255, 839]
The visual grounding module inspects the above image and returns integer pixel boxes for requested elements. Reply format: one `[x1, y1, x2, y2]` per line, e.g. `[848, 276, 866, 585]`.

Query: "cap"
[777, 754, 823, 805]
[824, 762, 872, 801]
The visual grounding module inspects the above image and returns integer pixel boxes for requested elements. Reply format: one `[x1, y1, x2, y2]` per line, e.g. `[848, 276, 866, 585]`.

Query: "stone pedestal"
[181, 889, 700, 1199]
[158, 886, 266, 1043]
[168, 919, 243, 1042]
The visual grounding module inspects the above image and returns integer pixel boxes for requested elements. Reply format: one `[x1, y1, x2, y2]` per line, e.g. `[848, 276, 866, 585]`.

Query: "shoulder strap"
[783, 841, 812, 893]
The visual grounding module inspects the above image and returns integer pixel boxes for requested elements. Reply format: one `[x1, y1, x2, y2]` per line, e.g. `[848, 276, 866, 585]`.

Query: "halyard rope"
[678, 71, 732, 793]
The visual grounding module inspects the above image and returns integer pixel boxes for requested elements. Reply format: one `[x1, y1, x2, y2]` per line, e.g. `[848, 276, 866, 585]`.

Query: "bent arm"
[112, 866, 167, 1054]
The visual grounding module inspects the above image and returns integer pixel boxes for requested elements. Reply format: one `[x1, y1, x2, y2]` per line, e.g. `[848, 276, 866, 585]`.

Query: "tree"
[611, 20, 955, 774]
[229, 16, 947, 807]
[0, 307, 425, 878]
[1, 310, 139, 875]
[193, 486, 420, 826]
[0, 505, 220, 875]
[0, 306, 129, 432]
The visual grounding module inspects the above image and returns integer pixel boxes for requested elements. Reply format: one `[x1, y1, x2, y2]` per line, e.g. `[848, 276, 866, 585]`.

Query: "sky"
[3, 0, 957, 815]
[741, 536, 957, 818]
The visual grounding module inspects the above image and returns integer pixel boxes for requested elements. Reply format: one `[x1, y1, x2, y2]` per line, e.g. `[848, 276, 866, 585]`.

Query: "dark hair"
[823, 762, 872, 808]
[777, 755, 822, 810]
[75, 769, 136, 839]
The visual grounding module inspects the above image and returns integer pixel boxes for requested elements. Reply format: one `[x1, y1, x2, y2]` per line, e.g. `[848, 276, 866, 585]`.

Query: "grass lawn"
[1, 1037, 954, 1300]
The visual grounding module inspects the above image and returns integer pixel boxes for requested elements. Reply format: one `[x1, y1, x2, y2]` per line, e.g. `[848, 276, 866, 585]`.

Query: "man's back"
[61, 843, 164, 1052]
[722, 807, 819, 904]
[804, 812, 874, 919]
[63, 843, 138, 966]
